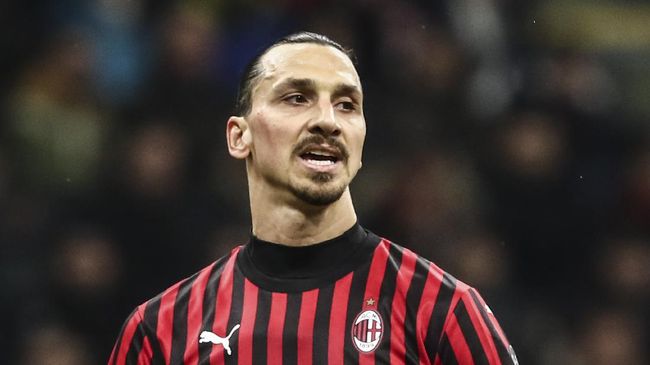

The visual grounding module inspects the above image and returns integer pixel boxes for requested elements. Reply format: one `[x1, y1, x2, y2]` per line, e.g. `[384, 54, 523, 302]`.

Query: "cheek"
[250, 114, 295, 158]
[350, 124, 367, 156]
[250, 112, 275, 145]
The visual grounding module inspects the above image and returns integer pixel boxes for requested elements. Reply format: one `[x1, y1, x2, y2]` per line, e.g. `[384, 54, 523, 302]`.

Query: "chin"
[290, 177, 348, 206]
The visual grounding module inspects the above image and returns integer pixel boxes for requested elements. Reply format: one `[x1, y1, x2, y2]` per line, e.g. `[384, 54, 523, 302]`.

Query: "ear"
[226, 116, 252, 159]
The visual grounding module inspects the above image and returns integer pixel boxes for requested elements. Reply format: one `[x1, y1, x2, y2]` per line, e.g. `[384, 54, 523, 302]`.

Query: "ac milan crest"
[351, 299, 383, 353]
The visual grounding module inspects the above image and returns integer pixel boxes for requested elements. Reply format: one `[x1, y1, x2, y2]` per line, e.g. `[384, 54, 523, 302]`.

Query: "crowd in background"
[1, 0, 649, 364]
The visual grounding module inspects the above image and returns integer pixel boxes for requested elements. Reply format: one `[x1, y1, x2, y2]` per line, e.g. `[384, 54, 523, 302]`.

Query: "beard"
[289, 172, 347, 206]
[287, 135, 351, 205]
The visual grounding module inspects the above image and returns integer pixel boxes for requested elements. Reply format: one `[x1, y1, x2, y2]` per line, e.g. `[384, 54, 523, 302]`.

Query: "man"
[110, 32, 518, 365]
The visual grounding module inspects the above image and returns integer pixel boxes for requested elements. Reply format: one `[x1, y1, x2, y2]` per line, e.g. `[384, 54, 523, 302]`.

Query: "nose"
[307, 99, 341, 137]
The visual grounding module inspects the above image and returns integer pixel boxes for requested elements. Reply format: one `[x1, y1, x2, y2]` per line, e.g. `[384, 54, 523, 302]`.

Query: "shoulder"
[375, 236, 484, 316]
[137, 246, 242, 329]
[377, 237, 459, 291]
[369, 234, 517, 363]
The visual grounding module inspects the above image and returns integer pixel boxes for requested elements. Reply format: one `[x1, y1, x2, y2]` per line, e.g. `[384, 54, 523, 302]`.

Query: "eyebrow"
[332, 83, 362, 102]
[273, 78, 317, 95]
[273, 78, 362, 101]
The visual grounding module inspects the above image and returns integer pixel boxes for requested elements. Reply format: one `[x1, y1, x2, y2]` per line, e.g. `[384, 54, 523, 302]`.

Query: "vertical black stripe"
[252, 290, 271, 364]
[169, 276, 198, 364]
[467, 289, 512, 362]
[403, 256, 431, 364]
[343, 257, 372, 362]
[124, 322, 146, 364]
[198, 255, 229, 364]
[438, 334, 459, 365]
[224, 265, 245, 365]
[424, 273, 457, 357]
[312, 284, 335, 363]
[282, 293, 302, 365]
[454, 300, 489, 365]
[373, 243, 403, 361]
[143, 297, 165, 364]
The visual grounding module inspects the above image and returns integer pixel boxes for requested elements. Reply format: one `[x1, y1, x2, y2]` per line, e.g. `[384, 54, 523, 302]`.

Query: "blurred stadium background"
[1, 0, 649, 364]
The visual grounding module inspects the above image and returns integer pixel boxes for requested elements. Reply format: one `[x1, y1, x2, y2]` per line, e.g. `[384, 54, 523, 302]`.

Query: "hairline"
[251, 43, 358, 105]
[235, 33, 356, 117]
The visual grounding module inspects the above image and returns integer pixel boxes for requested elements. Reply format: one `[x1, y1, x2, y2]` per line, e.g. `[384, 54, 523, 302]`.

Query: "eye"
[283, 94, 309, 105]
[336, 100, 357, 112]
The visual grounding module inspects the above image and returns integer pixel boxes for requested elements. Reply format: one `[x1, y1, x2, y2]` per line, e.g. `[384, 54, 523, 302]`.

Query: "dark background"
[1, 0, 648, 364]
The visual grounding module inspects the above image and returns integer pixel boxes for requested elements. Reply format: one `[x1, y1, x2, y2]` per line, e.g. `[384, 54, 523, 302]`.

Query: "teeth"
[310, 152, 333, 157]
[307, 159, 335, 166]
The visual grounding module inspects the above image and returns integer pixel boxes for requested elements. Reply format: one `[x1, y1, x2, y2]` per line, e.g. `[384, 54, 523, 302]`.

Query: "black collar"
[238, 223, 380, 292]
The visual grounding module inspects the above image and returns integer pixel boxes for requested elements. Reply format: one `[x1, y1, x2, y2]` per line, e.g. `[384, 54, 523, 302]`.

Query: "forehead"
[256, 43, 361, 92]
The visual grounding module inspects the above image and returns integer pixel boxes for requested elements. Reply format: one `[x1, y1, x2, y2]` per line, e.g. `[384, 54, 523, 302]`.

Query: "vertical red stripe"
[113, 306, 145, 365]
[359, 240, 391, 365]
[415, 263, 445, 365]
[183, 263, 217, 364]
[389, 248, 418, 365]
[460, 289, 502, 365]
[297, 288, 319, 365]
[209, 249, 239, 365]
[445, 313, 475, 365]
[238, 279, 259, 365]
[267, 292, 288, 365]
[157, 284, 181, 364]
[327, 272, 353, 365]
[363, 240, 391, 301]
[136, 336, 153, 364]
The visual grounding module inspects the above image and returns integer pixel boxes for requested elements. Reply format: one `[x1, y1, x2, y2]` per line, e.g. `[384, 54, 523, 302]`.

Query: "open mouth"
[300, 151, 340, 166]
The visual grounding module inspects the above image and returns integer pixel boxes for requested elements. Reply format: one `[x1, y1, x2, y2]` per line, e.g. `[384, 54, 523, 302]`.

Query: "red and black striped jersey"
[110, 225, 517, 364]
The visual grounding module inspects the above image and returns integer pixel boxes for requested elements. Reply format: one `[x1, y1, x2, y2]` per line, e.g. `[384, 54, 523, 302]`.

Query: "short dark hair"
[234, 31, 355, 116]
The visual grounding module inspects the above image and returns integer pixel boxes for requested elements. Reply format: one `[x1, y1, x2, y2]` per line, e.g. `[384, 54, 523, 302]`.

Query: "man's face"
[243, 43, 366, 206]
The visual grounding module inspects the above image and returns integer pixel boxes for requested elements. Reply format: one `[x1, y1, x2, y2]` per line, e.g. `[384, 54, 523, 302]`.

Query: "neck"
[249, 186, 358, 246]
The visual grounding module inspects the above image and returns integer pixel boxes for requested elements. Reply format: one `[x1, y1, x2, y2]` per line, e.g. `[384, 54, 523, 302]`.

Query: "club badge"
[351, 298, 383, 353]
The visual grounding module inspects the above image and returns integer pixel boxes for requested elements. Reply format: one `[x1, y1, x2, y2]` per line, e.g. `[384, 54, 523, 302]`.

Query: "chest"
[162, 282, 430, 365]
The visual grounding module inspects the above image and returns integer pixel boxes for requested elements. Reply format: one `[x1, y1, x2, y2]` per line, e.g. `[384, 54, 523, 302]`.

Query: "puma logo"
[198, 324, 240, 355]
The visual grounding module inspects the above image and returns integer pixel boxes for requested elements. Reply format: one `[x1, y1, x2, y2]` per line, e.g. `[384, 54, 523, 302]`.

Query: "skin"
[226, 43, 366, 246]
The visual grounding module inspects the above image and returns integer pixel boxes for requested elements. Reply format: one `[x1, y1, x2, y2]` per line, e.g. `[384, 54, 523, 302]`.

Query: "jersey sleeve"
[108, 306, 160, 365]
[434, 287, 518, 365]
